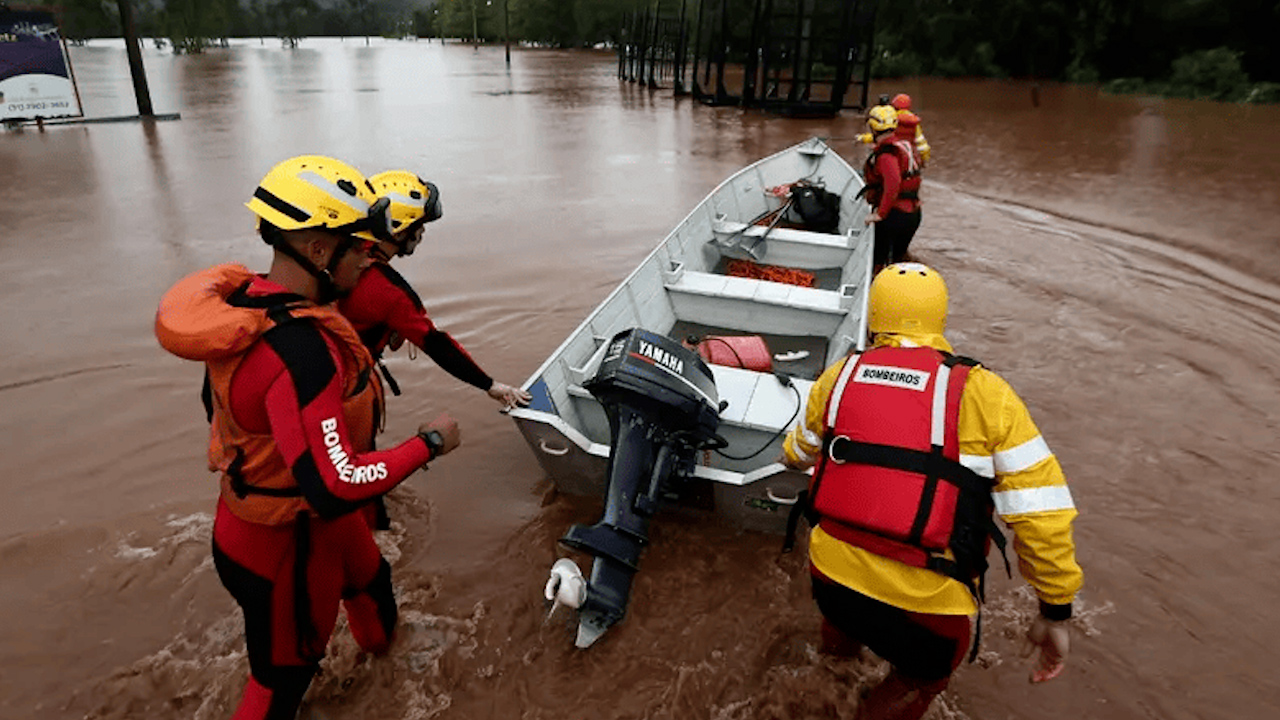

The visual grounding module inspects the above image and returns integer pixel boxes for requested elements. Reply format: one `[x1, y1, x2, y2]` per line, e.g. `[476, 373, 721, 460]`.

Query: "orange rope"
[726, 259, 816, 287]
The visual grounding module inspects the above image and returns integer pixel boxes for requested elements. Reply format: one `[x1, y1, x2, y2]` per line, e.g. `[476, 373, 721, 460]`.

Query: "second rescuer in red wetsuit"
[338, 170, 531, 409]
[156, 156, 461, 720]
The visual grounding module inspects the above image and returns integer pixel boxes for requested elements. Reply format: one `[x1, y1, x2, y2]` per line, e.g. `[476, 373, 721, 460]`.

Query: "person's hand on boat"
[417, 413, 461, 457]
[386, 331, 405, 351]
[864, 212, 882, 224]
[488, 382, 532, 411]
[1021, 615, 1070, 683]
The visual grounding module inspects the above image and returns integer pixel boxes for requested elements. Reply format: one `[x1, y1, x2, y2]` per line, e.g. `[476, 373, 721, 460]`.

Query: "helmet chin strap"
[271, 236, 346, 303]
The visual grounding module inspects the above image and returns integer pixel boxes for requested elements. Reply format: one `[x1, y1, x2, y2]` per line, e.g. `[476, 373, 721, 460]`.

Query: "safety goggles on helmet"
[369, 170, 443, 256]
[420, 181, 443, 224]
[328, 195, 395, 243]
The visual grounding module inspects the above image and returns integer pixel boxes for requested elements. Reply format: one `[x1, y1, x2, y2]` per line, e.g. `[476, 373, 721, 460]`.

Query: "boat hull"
[510, 137, 873, 535]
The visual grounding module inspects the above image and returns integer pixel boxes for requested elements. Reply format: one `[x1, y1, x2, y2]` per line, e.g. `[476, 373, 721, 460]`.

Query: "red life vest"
[156, 264, 383, 525]
[861, 138, 923, 210]
[810, 346, 999, 590]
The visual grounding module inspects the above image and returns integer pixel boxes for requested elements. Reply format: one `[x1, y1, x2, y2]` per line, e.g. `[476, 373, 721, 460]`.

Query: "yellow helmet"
[246, 155, 393, 242]
[866, 104, 899, 133]
[369, 170, 442, 255]
[868, 262, 948, 336]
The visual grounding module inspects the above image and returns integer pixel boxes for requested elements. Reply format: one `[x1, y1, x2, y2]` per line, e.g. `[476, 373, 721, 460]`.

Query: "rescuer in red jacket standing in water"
[156, 156, 461, 720]
[861, 105, 924, 269]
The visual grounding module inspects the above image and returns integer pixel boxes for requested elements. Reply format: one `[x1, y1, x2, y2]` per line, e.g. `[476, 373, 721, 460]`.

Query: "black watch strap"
[418, 430, 444, 456]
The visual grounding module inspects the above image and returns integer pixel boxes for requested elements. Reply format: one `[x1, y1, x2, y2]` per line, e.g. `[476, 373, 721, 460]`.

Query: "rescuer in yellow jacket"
[855, 93, 932, 165]
[782, 262, 1082, 720]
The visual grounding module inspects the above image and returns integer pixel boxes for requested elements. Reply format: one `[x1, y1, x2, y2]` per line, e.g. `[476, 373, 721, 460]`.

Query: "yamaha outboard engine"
[548, 328, 722, 647]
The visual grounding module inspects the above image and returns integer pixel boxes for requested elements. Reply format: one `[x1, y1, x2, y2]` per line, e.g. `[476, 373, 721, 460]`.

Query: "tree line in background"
[871, 0, 1280, 102]
[44, 0, 1280, 103]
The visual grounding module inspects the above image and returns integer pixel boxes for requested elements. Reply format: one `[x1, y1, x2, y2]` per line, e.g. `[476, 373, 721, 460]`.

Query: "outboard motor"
[548, 328, 722, 648]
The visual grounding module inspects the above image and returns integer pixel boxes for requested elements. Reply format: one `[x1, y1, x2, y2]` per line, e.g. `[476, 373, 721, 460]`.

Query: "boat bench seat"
[565, 363, 812, 434]
[707, 364, 812, 432]
[712, 219, 850, 247]
[664, 269, 855, 336]
[710, 219, 860, 269]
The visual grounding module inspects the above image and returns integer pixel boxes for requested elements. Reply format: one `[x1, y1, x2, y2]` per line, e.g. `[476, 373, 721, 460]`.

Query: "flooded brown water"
[2, 39, 1279, 720]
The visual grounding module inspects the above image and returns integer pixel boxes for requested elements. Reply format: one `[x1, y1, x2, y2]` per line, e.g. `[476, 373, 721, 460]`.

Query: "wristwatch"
[418, 429, 445, 457]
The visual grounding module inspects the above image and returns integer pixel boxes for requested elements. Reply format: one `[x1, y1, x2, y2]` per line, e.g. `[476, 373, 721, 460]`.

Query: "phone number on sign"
[6, 101, 73, 112]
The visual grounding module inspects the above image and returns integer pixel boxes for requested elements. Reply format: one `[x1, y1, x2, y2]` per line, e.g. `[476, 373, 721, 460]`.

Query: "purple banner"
[1, 9, 82, 120]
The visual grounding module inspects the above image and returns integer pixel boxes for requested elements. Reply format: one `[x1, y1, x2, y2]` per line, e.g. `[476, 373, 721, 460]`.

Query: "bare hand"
[418, 413, 461, 456]
[487, 381, 532, 411]
[1020, 615, 1070, 683]
[864, 212, 882, 225]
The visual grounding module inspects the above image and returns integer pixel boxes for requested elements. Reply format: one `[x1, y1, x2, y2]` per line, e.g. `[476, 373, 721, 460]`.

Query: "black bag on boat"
[791, 182, 841, 234]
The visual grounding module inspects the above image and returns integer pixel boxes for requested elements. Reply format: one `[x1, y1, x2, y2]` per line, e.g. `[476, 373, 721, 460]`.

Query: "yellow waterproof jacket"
[783, 332, 1081, 615]
[856, 113, 931, 164]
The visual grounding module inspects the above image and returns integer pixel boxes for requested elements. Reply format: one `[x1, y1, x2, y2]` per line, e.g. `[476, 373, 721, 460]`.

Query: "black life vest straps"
[825, 437, 993, 498]
[376, 360, 401, 396]
[226, 448, 303, 498]
[201, 283, 308, 423]
[208, 284, 311, 500]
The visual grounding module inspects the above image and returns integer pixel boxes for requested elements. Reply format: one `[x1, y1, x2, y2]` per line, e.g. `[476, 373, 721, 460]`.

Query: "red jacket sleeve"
[347, 264, 493, 391]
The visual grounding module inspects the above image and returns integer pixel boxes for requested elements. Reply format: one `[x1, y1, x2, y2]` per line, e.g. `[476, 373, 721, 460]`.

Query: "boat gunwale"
[513, 137, 860, 395]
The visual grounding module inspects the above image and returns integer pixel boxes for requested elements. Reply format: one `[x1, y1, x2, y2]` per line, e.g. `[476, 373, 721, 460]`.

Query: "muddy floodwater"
[2, 38, 1279, 720]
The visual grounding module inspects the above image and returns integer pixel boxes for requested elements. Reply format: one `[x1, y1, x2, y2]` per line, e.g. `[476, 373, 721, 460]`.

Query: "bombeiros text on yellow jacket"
[155, 263, 383, 525]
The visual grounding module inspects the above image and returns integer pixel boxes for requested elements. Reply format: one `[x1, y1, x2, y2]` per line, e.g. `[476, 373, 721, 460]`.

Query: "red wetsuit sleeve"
[874, 151, 902, 218]
[351, 263, 494, 391]
[250, 321, 432, 518]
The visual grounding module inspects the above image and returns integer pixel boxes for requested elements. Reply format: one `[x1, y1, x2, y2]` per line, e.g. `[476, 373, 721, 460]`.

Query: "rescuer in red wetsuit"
[861, 105, 924, 268]
[782, 264, 1082, 720]
[156, 156, 461, 720]
[337, 171, 529, 531]
[339, 170, 530, 409]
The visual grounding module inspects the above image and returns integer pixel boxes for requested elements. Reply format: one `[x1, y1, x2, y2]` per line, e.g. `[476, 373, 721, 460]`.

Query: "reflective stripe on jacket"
[783, 333, 1082, 615]
[812, 347, 993, 590]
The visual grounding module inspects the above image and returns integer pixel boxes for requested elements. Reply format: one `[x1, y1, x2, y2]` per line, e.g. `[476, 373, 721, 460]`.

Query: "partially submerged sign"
[1, 8, 82, 121]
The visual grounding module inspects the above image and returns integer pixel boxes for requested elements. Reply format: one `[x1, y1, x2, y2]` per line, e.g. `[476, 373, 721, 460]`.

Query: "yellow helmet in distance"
[866, 104, 899, 134]
[369, 170, 442, 256]
[246, 155, 393, 243]
[868, 262, 948, 336]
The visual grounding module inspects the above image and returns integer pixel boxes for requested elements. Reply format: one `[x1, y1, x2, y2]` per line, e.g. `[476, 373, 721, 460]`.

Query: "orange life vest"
[156, 264, 383, 525]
